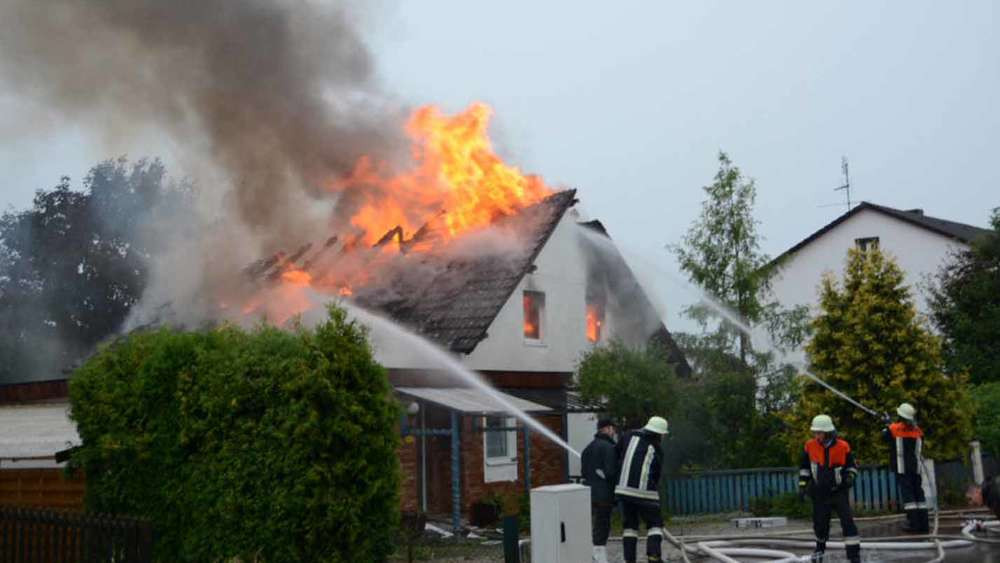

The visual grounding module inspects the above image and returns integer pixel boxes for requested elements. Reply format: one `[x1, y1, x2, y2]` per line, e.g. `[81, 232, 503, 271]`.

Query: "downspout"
[451, 410, 462, 533]
[421, 405, 427, 512]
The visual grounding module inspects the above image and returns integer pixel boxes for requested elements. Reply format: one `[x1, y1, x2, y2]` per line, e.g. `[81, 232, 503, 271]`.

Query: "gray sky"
[2, 1, 997, 330]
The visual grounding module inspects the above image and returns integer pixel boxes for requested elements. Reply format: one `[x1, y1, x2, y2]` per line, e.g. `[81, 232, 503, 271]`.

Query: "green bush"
[69, 305, 401, 562]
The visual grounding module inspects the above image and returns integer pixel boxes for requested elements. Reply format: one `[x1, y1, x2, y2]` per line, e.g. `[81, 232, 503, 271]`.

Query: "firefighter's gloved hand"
[882, 412, 892, 425]
[798, 480, 808, 501]
[844, 474, 855, 490]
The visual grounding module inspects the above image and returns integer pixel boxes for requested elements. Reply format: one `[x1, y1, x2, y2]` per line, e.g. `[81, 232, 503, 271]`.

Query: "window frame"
[522, 290, 546, 345]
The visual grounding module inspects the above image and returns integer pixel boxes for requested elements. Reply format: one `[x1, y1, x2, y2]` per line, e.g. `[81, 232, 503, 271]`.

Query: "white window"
[523, 291, 545, 342]
[483, 416, 518, 483]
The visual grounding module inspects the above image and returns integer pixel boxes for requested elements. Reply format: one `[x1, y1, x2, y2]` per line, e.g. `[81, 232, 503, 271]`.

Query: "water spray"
[339, 300, 580, 458]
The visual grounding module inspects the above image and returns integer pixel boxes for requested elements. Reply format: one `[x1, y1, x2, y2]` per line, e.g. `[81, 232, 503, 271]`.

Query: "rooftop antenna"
[834, 156, 851, 212]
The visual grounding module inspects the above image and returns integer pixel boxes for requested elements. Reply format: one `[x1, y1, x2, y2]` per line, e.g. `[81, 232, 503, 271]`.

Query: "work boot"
[901, 510, 918, 532]
[916, 509, 930, 533]
[591, 545, 609, 563]
[812, 542, 826, 562]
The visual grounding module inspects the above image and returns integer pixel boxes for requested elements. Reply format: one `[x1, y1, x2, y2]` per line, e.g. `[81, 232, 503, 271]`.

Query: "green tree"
[972, 382, 1000, 459]
[69, 305, 401, 562]
[0, 157, 186, 383]
[668, 151, 808, 469]
[577, 339, 678, 430]
[928, 208, 1000, 384]
[786, 247, 973, 461]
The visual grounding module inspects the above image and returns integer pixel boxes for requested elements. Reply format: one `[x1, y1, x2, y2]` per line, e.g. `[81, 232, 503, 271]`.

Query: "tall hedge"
[69, 305, 401, 562]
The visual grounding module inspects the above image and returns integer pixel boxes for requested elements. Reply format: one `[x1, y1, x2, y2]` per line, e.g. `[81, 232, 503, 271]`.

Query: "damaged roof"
[354, 190, 578, 353]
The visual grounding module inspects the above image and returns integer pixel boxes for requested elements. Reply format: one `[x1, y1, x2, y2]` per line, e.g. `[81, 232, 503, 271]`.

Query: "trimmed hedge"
[69, 305, 401, 562]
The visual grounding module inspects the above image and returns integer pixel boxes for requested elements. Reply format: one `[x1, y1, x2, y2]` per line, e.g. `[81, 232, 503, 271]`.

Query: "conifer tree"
[786, 247, 972, 461]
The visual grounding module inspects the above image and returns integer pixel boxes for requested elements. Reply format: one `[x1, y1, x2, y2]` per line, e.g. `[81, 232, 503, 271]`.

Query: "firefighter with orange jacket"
[799, 414, 861, 563]
[883, 402, 929, 532]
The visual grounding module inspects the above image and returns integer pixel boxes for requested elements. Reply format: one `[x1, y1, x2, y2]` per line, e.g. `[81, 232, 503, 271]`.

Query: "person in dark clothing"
[967, 474, 1000, 520]
[799, 414, 861, 563]
[615, 416, 668, 563]
[882, 402, 929, 532]
[581, 418, 618, 563]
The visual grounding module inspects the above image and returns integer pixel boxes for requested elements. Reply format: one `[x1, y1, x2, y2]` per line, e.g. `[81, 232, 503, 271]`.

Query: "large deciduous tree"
[787, 247, 973, 461]
[0, 157, 183, 382]
[928, 208, 1000, 385]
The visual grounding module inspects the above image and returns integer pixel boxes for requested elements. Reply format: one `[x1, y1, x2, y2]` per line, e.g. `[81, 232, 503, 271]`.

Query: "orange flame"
[341, 103, 554, 244]
[586, 304, 604, 343]
[280, 269, 312, 286]
[238, 103, 555, 325]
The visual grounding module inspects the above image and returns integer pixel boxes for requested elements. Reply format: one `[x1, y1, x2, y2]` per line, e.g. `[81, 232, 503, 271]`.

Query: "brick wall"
[398, 437, 419, 513]
[460, 414, 566, 513]
[0, 380, 69, 405]
[0, 469, 85, 510]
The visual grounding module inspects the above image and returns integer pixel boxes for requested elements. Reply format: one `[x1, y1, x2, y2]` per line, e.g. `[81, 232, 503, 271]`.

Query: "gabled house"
[768, 202, 991, 362]
[0, 189, 689, 530]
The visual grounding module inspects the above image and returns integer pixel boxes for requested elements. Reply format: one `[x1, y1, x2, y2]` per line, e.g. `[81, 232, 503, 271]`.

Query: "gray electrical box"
[530, 484, 592, 563]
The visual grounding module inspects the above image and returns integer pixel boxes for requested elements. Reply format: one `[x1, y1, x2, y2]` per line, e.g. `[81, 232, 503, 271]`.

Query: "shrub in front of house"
[69, 305, 401, 562]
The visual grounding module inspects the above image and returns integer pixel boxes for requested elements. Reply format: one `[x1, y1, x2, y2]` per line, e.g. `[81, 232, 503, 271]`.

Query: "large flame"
[238, 103, 555, 324]
[341, 102, 553, 243]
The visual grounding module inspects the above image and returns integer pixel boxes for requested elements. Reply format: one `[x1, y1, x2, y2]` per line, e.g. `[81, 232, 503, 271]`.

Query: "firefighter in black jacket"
[581, 418, 618, 563]
[882, 402, 929, 532]
[615, 416, 668, 563]
[799, 414, 861, 563]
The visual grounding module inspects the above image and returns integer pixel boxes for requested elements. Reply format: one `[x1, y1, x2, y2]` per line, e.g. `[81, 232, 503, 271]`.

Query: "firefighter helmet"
[810, 414, 836, 433]
[643, 416, 669, 435]
[897, 402, 917, 421]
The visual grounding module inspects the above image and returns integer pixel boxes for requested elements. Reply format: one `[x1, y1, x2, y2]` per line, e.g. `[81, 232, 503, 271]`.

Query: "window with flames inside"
[523, 291, 544, 341]
[586, 302, 605, 343]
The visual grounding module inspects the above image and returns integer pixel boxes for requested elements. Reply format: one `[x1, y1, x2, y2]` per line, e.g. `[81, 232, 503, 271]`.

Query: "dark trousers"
[620, 498, 663, 563]
[899, 472, 929, 531]
[813, 491, 860, 562]
[591, 500, 613, 546]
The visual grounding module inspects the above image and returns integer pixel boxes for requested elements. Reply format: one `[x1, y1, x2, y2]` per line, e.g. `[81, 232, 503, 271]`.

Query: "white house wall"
[769, 209, 965, 318]
[463, 208, 593, 373]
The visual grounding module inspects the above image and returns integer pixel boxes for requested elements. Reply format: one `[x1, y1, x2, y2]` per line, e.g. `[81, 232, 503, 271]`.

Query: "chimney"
[907, 208, 924, 216]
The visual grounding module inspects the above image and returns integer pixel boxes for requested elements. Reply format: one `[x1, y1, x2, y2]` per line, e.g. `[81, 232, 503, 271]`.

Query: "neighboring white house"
[768, 202, 990, 363]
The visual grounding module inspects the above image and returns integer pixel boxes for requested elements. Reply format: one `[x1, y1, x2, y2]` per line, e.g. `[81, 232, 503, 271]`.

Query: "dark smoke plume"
[0, 0, 399, 241]
[0, 0, 405, 326]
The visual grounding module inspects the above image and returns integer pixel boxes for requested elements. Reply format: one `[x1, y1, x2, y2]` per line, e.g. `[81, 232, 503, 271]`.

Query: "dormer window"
[523, 291, 544, 340]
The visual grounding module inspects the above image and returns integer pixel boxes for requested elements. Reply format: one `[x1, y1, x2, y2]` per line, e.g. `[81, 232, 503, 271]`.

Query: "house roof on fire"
[249, 189, 689, 374]
[355, 190, 580, 354]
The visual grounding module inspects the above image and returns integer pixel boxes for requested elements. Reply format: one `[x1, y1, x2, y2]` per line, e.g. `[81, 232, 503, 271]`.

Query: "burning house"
[0, 104, 688, 528]
[236, 184, 690, 528]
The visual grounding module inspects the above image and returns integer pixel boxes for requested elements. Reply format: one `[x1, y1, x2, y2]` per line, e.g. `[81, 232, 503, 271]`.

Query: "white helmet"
[897, 402, 917, 421]
[643, 416, 669, 435]
[810, 414, 836, 433]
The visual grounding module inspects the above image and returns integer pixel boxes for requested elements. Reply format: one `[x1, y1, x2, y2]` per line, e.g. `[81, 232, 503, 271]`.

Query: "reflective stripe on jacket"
[615, 431, 663, 502]
[799, 437, 859, 498]
[884, 422, 924, 475]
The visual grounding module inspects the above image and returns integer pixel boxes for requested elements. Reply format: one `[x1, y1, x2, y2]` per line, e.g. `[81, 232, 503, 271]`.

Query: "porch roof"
[396, 387, 550, 415]
[0, 402, 79, 461]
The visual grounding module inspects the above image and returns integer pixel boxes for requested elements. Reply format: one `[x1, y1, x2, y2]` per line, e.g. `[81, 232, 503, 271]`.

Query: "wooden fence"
[665, 465, 900, 515]
[0, 505, 154, 562]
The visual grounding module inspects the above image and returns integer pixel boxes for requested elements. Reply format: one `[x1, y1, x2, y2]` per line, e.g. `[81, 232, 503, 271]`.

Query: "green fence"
[666, 465, 899, 515]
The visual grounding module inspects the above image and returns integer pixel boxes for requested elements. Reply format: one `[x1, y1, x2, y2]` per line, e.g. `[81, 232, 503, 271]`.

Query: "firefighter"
[967, 474, 1000, 520]
[581, 418, 618, 563]
[615, 416, 668, 563]
[799, 414, 861, 563]
[882, 402, 929, 532]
